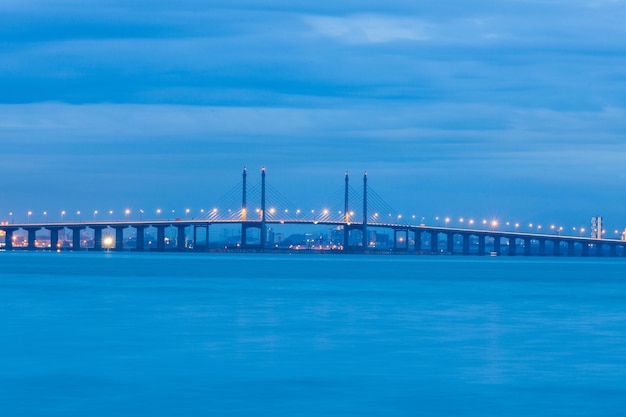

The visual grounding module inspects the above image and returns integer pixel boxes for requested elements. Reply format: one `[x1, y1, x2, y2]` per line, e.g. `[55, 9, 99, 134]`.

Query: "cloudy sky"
[1, 0, 625, 231]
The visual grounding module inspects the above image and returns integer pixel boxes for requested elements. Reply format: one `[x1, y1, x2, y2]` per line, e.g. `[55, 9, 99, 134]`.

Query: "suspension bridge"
[1, 168, 626, 257]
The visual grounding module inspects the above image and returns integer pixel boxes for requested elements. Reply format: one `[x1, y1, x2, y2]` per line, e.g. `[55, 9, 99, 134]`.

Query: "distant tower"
[591, 216, 603, 239]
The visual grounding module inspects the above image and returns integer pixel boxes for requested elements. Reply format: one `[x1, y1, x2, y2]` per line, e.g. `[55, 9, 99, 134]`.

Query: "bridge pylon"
[240, 167, 267, 250]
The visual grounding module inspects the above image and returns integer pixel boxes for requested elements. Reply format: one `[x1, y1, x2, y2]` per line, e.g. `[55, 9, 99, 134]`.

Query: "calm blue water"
[1, 252, 626, 416]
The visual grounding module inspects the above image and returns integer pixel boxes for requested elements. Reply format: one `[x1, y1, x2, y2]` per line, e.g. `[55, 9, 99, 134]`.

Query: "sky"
[1, 0, 626, 232]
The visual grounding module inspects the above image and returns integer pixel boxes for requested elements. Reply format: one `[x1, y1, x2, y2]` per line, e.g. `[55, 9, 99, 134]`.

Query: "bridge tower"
[343, 171, 349, 246]
[240, 167, 266, 250]
[591, 216, 603, 239]
[362, 171, 368, 249]
[260, 167, 267, 248]
[241, 167, 247, 246]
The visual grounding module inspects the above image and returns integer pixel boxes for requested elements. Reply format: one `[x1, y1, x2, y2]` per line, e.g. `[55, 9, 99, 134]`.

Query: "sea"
[1, 252, 626, 416]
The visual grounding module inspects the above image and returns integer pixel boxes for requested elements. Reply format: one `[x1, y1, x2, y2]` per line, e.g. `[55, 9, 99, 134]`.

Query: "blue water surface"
[1, 252, 626, 416]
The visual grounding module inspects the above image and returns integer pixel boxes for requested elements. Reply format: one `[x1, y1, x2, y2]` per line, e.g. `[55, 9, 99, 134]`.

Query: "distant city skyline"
[1, 1, 625, 231]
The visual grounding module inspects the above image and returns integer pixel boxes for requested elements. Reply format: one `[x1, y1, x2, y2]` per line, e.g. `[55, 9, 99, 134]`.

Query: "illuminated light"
[469, 219, 475, 225]
[212, 208, 218, 213]
[459, 218, 464, 223]
[482, 220, 487, 225]
[491, 220, 498, 228]
[103, 236, 114, 247]
[529, 223, 533, 228]
[322, 209, 329, 215]
[269, 208, 276, 214]
[515, 223, 520, 228]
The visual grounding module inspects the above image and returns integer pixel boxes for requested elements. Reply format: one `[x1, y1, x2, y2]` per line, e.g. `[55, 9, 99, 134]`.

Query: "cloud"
[304, 14, 431, 44]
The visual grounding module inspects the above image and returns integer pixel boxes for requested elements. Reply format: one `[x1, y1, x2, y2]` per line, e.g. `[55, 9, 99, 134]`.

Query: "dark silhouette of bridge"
[2, 168, 626, 257]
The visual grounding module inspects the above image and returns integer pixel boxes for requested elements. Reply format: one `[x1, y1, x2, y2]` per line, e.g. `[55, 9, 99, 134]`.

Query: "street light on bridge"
[61, 210, 66, 222]
[27, 211, 32, 223]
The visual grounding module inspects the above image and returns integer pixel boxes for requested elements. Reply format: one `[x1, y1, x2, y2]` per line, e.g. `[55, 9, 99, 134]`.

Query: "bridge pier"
[192, 225, 209, 251]
[430, 231, 438, 253]
[177, 225, 187, 251]
[112, 226, 125, 251]
[393, 229, 408, 251]
[493, 236, 501, 255]
[91, 226, 106, 251]
[478, 235, 485, 255]
[508, 237, 516, 256]
[524, 238, 532, 256]
[25, 227, 38, 250]
[539, 239, 546, 256]
[552, 240, 561, 256]
[156, 225, 166, 251]
[69, 227, 82, 251]
[414, 230, 422, 252]
[581, 242, 589, 257]
[47, 227, 63, 250]
[567, 241, 575, 257]
[595, 242, 604, 257]
[2, 227, 17, 250]
[134, 225, 148, 251]
[462, 234, 470, 255]
[446, 233, 454, 254]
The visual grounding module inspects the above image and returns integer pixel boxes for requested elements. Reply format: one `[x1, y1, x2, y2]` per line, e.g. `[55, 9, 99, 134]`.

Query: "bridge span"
[1, 219, 626, 257]
[3, 168, 625, 256]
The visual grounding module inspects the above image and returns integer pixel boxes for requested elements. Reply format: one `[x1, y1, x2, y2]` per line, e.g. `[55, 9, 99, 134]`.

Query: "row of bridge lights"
[4, 209, 623, 238]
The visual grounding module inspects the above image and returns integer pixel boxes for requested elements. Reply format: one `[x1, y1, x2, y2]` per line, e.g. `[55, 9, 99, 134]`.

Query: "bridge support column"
[553, 240, 561, 256]
[48, 227, 61, 250]
[48, 227, 60, 250]
[91, 226, 106, 251]
[135, 225, 147, 251]
[413, 230, 421, 252]
[567, 241, 575, 257]
[430, 231, 438, 254]
[156, 225, 166, 251]
[2, 228, 17, 250]
[524, 238, 532, 256]
[539, 239, 546, 256]
[260, 168, 267, 250]
[26, 227, 38, 250]
[177, 225, 187, 251]
[478, 235, 485, 255]
[462, 234, 470, 255]
[595, 243, 604, 257]
[581, 242, 589, 257]
[362, 172, 368, 250]
[446, 233, 454, 254]
[508, 237, 516, 256]
[70, 227, 82, 251]
[393, 229, 408, 251]
[241, 167, 247, 247]
[493, 237, 501, 255]
[114, 226, 125, 251]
